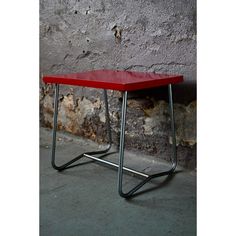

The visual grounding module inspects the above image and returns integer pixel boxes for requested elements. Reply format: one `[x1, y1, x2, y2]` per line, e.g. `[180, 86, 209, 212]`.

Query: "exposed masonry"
[40, 0, 196, 169]
[41, 93, 196, 147]
[40, 87, 196, 169]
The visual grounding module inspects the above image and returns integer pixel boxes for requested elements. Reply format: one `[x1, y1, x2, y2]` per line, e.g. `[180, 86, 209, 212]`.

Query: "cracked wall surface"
[40, 0, 196, 169]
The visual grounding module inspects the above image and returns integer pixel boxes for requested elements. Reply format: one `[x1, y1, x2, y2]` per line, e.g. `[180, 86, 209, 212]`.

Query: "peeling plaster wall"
[40, 0, 196, 169]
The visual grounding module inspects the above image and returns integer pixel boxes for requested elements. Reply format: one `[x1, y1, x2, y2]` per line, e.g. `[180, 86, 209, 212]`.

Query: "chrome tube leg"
[82, 90, 113, 157]
[51, 84, 84, 171]
[103, 89, 112, 147]
[49, 84, 177, 197]
[118, 91, 128, 197]
[51, 84, 60, 169]
[50, 87, 112, 171]
[117, 88, 178, 198]
[168, 84, 177, 170]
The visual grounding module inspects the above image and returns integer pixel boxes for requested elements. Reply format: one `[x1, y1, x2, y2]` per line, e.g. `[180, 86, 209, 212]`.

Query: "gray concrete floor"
[40, 127, 196, 236]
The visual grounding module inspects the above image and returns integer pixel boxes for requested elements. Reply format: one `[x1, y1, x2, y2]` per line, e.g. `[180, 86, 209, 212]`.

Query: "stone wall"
[40, 0, 196, 169]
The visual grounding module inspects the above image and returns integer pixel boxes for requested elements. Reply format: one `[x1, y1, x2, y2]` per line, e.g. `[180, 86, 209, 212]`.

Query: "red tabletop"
[43, 70, 183, 91]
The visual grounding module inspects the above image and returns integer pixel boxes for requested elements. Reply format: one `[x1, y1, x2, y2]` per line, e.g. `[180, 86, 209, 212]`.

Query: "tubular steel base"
[51, 84, 177, 198]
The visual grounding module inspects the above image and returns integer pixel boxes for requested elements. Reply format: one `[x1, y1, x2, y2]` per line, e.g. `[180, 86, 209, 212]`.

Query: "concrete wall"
[40, 0, 196, 169]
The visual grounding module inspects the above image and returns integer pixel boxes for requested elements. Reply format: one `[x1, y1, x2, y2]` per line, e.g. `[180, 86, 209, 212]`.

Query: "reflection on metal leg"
[50, 86, 113, 171]
[51, 84, 60, 170]
[118, 91, 128, 197]
[117, 85, 177, 198]
[103, 89, 112, 147]
[168, 84, 177, 170]
[50, 84, 177, 198]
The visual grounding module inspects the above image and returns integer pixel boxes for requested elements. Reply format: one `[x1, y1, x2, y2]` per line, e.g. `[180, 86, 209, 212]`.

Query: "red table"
[43, 70, 183, 198]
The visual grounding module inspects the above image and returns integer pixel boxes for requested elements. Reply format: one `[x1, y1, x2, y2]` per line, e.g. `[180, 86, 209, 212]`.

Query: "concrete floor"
[40, 127, 196, 236]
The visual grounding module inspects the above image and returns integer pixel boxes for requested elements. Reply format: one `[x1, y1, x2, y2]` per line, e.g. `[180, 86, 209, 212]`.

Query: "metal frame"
[51, 84, 177, 198]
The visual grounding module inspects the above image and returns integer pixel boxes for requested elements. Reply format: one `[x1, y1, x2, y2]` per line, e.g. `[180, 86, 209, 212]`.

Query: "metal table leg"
[49, 84, 177, 198]
[117, 84, 177, 198]
[51, 84, 112, 171]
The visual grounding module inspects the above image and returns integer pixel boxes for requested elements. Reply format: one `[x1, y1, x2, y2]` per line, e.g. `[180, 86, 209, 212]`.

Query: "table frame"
[51, 84, 177, 198]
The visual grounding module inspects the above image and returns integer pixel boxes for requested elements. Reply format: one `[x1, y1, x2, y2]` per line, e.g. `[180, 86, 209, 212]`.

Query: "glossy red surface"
[43, 70, 183, 91]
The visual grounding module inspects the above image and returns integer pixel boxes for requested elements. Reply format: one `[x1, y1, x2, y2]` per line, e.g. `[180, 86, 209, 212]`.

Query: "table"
[43, 70, 184, 198]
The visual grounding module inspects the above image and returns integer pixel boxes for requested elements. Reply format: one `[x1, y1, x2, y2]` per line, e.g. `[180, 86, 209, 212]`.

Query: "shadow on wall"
[128, 81, 196, 105]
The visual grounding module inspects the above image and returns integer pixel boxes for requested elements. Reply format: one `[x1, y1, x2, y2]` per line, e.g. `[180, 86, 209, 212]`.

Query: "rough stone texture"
[40, 0, 196, 169]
